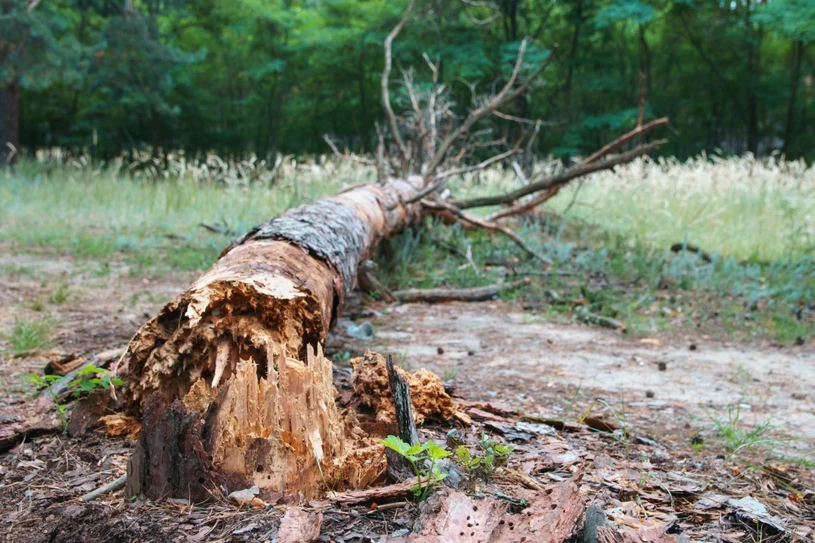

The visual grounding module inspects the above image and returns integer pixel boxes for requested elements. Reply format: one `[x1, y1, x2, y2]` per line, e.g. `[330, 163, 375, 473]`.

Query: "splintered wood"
[351, 351, 470, 427]
[190, 345, 345, 496]
[119, 178, 422, 501]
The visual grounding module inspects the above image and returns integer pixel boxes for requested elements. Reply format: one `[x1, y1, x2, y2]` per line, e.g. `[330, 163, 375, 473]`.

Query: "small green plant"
[712, 404, 772, 452]
[2, 318, 55, 356]
[24, 373, 69, 429]
[24, 365, 124, 431]
[380, 435, 450, 500]
[25, 297, 46, 311]
[455, 434, 514, 482]
[48, 282, 71, 304]
[67, 364, 124, 398]
[729, 364, 752, 384]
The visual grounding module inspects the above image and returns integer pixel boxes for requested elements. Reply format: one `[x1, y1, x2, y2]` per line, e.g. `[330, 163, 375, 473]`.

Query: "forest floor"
[0, 249, 812, 542]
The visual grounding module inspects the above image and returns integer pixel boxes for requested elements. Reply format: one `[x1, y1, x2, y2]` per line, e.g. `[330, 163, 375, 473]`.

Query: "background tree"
[3, 0, 813, 162]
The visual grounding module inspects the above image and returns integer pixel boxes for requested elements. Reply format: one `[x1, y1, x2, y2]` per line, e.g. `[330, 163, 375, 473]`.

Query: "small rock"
[437, 347, 444, 355]
[689, 343, 697, 351]
[645, 390, 655, 398]
[657, 361, 667, 371]
[347, 321, 374, 340]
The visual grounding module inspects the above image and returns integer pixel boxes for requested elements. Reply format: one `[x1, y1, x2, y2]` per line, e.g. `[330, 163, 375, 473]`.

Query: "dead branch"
[80, 474, 127, 502]
[393, 278, 530, 303]
[487, 121, 668, 220]
[421, 199, 552, 265]
[382, 0, 416, 173]
[453, 140, 665, 211]
[582, 117, 668, 165]
[423, 40, 558, 179]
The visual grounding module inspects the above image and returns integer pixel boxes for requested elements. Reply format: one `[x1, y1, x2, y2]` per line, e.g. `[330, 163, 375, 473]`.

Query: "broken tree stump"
[118, 178, 422, 501]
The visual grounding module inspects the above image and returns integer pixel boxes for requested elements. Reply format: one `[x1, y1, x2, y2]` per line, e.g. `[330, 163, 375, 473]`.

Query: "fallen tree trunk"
[118, 177, 422, 501]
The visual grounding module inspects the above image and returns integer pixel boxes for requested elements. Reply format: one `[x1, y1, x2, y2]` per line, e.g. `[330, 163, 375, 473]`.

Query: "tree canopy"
[2, 0, 814, 161]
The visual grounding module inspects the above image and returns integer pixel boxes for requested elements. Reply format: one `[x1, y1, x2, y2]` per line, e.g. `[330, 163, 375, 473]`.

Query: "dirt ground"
[1, 252, 813, 542]
[338, 301, 815, 452]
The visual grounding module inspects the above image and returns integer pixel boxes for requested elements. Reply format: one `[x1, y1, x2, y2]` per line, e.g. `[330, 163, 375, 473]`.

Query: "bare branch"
[511, 161, 529, 186]
[423, 41, 557, 180]
[481, 117, 670, 219]
[434, 143, 521, 182]
[382, 0, 416, 172]
[581, 117, 668, 165]
[452, 140, 666, 210]
[421, 199, 552, 265]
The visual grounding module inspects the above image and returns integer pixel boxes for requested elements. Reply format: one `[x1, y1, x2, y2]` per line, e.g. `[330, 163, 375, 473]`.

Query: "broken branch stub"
[119, 178, 422, 501]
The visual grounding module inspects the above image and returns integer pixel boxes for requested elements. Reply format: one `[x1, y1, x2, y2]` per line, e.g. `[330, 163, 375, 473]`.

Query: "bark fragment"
[277, 509, 323, 543]
[409, 480, 585, 543]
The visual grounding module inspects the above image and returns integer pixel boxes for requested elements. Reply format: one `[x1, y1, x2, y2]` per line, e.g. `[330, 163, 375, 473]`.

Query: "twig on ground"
[79, 474, 127, 502]
[393, 278, 530, 303]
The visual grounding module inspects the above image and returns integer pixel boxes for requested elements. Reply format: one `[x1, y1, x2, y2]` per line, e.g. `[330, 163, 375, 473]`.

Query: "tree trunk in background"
[638, 25, 652, 104]
[0, 80, 20, 165]
[563, 0, 584, 122]
[120, 177, 422, 502]
[745, 3, 760, 156]
[783, 40, 804, 156]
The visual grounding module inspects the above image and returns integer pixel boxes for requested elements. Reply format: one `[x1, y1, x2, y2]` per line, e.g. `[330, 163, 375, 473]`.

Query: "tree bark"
[783, 40, 804, 156]
[0, 80, 20, 165]
[120, 177, 422, 501]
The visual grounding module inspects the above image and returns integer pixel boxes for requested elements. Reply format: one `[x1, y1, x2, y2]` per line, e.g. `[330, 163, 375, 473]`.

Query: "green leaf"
[455, 445, 471, 465]
[380, 435, 411, 456]
[426, 441, 451, 461]
[406, 442, 424, 457]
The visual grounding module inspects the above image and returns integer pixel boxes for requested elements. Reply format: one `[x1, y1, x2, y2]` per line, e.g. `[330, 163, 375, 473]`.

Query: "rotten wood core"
[119, 178, 422, 500]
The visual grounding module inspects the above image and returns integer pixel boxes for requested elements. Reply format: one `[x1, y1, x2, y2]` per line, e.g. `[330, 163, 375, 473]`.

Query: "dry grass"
[2, 152, 812, 264]
[454, 154, 815, 262]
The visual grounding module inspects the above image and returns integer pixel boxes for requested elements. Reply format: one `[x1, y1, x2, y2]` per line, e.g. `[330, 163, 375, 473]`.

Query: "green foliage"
[2, 318, 55, 356]
[380, 435, 450, 500]
[24, 364, 123, 431]
[67, 364, 124, 399]
[455, 434, 514, 482]
[48, 282, 71, 305]
[4, 0, 815, 159]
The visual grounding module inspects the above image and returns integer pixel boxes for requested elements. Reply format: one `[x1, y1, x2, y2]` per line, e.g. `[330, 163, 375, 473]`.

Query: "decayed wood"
[385, 353, 421, 482]
[393, 278, 530, 303]
[119, 178, 422, 500]
[333, 477, 419, 505]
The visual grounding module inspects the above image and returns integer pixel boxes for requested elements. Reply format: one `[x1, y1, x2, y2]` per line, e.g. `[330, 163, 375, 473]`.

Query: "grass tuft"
[2, 318, 56, 356]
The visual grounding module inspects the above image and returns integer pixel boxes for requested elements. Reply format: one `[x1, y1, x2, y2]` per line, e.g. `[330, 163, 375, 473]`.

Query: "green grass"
[712, 404, 773, 453]
[48, 282, 71, 304]
[1, 155, 359, 272]
[2, 318, 56, 356]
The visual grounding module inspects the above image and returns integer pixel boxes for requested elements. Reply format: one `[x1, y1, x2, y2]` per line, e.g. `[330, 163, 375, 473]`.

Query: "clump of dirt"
[351, 350, 466, 427]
